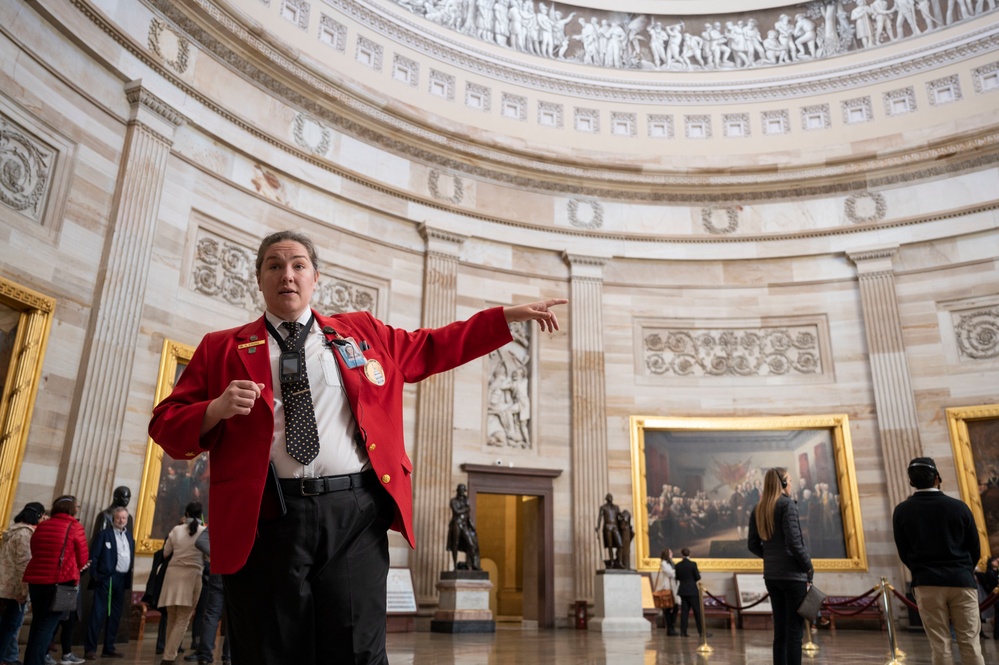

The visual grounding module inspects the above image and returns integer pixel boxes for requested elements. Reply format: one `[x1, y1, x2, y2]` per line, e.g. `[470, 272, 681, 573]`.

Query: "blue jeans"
[1, 598, 27, 662]
[25, 584, 66, 665]
[765, 578, 808, 665]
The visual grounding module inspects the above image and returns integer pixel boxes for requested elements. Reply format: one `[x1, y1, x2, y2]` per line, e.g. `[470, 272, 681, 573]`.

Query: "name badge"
[336, 338, 367, 369]
[237, 339, 266, 350]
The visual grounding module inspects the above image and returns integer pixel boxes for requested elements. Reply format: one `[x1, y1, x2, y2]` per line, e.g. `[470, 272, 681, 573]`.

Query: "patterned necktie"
[280, 321, 320, 465]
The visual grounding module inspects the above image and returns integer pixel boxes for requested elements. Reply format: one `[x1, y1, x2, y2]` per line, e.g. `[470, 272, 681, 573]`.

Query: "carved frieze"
[319, 14, 347, 51]
[953, 306, 999, 360]
[647, 114, 674, 139]
[642, 324, 823, 378]
[280, 0, 310, 31]
[0, 113, 54, 222]
[842, 96, 873, 124]
[927, 74, 963, 105]
[884, 86, 916, 116]
[722, 113, 750, 138]
[761, 109, 790, 135]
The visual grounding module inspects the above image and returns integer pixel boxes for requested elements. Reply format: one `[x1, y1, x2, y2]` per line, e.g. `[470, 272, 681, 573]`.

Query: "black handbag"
[50, 523, 79, 612]
[797, 584, 826, 621]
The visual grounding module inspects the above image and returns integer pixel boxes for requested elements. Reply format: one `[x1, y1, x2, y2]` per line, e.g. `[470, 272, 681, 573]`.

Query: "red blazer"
[149, 307, 512, 575]
[23, 513, 89, 585]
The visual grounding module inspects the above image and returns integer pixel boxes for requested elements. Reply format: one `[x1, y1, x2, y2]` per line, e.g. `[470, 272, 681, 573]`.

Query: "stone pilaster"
[847, 247, 922, 511]
[64, 81, 183, 530]
[563, 253, 608, 603]
[412, 225, 467, 605]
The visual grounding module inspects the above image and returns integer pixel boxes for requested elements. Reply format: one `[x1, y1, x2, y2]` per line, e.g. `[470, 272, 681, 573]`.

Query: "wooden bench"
[129, 591, 162, 643]
[824, 595, 885, 632]
[702, 596, 737, 632]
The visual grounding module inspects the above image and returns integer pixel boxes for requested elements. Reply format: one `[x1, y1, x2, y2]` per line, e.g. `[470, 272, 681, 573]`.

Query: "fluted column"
[563, 253, 608, 603]
[65, 81, 183, 529]
[412, 225, 467, 605]
[847, 247, 923, 511]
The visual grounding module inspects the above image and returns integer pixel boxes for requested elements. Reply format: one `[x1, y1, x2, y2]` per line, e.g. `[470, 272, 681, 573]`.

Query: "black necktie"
[280, 321, 320, 465]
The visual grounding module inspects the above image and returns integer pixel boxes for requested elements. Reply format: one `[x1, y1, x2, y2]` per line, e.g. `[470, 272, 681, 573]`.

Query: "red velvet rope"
[821, 592, 883, 616]
[703, 588, 771, 611]
[889, 585, 999, 612]
[821, 586, 880, 606]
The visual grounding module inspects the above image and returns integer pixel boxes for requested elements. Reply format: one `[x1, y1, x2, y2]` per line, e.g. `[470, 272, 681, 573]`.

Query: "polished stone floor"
[32, 624, 998, 665]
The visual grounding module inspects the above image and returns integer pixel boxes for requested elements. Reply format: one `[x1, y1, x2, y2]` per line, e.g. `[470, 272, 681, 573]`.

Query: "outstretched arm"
[503, 298, 569, 333]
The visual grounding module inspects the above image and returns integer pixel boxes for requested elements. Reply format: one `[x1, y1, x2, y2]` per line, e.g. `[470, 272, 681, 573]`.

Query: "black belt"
[278, 471, 374, 497]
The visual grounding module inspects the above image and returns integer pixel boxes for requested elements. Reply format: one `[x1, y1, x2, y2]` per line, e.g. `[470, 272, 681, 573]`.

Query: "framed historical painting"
[630, 414, 867, 573]
[946, 404, 999, 568]
[134, 339, 208, 554]
[0, 277, 55, 526]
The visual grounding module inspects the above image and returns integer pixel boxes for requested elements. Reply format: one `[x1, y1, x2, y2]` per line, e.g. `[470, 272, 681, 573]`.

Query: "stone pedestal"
[430, 570, 496, 633]
[588, 570, 651, 633]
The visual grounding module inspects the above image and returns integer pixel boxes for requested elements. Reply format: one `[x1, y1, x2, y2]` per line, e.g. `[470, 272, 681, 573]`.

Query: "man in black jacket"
[892, 457, 984, 665]
[674, 548, 703, 637]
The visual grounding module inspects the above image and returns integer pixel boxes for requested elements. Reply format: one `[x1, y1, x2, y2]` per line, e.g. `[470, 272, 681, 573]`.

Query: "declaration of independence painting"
[947, 404, 999, 566]
[630, 415, 867, 573]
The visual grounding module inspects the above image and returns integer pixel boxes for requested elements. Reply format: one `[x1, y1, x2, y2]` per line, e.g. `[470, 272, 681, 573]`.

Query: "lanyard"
[264, 313, 315, 354]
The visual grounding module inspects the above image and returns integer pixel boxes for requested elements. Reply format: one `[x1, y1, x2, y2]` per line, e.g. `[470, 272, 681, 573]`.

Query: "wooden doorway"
[461, 464, 561, 628]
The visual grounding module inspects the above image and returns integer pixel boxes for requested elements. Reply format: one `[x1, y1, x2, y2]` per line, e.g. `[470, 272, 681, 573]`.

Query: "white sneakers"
[60, 654, 86, 664]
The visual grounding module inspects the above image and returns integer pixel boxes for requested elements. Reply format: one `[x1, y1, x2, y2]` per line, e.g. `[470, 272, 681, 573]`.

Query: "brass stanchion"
[880, 577, 906, 664]
[883, 580, 906, 661]
[696, 581, 713, 655]
[802, 618, 819, 655]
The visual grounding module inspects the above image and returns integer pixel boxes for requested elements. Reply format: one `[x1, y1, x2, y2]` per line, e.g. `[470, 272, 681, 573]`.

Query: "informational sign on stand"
[386, 567, 417, 614]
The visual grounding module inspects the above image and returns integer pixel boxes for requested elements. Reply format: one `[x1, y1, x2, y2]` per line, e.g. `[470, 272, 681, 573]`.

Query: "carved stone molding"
[641, 324, 823, 378]
[292, 113, 332, 156]
[0, 113, 54, 221]
[848, 245, 898, 277]
[953, 306, 999, 360]
[124, 81, 185, 128]
[148, 17, 190, 74]
[844, 191, 888, 224]
[567, 199, 603, 229]
[701, 206, 740, 235]
[427, 169, 463, 204]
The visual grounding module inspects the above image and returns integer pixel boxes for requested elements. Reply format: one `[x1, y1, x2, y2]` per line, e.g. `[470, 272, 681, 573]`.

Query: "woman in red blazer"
[22, 496, 89, 665]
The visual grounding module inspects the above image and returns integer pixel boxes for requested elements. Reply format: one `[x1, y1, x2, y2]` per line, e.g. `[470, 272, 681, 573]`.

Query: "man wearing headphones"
[892, 457, 984, 665]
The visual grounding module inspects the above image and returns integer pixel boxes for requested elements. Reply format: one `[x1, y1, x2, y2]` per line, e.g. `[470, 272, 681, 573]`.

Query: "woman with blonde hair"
[158, 502, 209, 665]
[748, 468, 813, 665]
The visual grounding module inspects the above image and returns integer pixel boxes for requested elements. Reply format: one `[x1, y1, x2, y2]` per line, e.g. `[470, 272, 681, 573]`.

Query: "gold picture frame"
[0, 276, 55, 527]
[134, 339, 200, 554]
[630, 414, 867, 573]
[946, 404, 999, 569]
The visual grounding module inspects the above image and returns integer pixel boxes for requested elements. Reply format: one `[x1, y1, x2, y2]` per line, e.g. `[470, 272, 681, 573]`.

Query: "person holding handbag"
[653, 548, 679, 635]
[22, 496, 89, 665]
[748, 468, 813, 665]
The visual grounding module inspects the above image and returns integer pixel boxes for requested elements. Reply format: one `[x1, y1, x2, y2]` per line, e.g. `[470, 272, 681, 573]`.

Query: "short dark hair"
[907, 457, 940, 490]
[681, 547, 691, 557]
[255, 230, 320, 277]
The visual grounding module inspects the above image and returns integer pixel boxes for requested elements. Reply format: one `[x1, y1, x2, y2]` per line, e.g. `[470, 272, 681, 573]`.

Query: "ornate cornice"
[124, 80, 186, 127]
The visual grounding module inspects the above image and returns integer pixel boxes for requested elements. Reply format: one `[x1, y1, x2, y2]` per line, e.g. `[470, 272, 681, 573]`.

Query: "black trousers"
[85, 571, 127, 654]
[195, 574, 230, 663]
[679, 594, 702, 636]
[765, 578, 808, 665]
[223, 474, 393, 665]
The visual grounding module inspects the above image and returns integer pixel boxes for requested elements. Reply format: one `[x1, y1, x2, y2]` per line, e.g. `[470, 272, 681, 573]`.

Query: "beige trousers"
[162, 604, 196, 662]
[914, 585, 984, 665]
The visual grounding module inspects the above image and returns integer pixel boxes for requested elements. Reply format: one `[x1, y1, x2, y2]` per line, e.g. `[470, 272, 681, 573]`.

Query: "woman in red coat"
[22, 496, 89, 665]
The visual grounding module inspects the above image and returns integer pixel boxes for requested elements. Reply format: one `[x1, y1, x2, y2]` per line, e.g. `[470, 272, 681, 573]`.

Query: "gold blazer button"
[381, 474, 391, 484]
[368, 443, 376, 451]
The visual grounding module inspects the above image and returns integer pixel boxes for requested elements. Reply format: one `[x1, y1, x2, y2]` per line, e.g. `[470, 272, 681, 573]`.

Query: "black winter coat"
[748, 494, 813, 582]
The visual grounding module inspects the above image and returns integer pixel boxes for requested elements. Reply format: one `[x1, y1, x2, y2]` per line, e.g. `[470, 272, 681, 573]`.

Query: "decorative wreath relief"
[567, 199, 603, 229]
[292, 114, 332, 156]
[844, 191, 887, 224]
[701, 206, 740, 234]
[148, 18, 190, 74]
[954, 308, 999, 360]
[428, 169, 464, 204]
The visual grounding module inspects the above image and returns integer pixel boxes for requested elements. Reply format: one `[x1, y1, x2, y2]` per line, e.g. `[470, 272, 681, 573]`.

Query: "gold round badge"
[364, 359, 386, 386]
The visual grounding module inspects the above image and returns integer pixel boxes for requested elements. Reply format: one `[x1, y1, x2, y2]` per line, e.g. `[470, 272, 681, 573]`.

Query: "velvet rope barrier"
[702, 588, 770, 611]
[888, 585, 920, 612]
[821, 586, 880, 606]
[821, 592, 883, 617]
[889, 583, 999, 613]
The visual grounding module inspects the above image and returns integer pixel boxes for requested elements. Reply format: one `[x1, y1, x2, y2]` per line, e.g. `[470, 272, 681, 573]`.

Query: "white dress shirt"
[113, 527, 131, 573]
